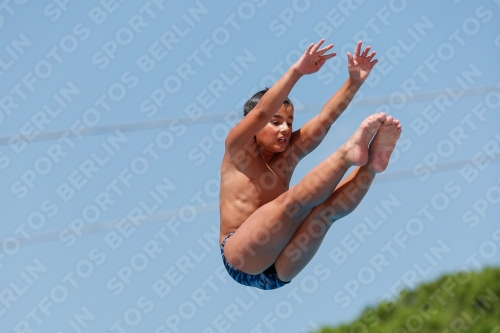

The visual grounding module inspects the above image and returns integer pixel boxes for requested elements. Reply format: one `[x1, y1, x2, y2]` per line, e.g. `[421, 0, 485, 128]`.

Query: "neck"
[259, 150, 275, 163]
[255, 137, 275, 163]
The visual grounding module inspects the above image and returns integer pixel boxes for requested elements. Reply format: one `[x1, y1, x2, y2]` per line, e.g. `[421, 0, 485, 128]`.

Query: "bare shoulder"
[288, 127, 312, 162]
[222, 139, 260, 172]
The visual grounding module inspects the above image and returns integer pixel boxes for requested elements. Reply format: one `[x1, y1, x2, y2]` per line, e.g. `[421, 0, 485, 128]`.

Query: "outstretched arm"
[290, 41, 378, 159]
[225, 40, 336, 155]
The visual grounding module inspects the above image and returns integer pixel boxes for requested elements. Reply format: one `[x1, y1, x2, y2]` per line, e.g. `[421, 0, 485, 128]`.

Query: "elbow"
[250, 106, 267, 119]
[225, 131, 236, 150]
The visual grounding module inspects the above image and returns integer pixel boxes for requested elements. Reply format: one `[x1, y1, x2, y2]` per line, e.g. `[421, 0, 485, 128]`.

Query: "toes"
[374, 112, 386, 123]
[392, 118, 402, 132]
[384, 116, 394, 125]
[368, 113, 383, 124]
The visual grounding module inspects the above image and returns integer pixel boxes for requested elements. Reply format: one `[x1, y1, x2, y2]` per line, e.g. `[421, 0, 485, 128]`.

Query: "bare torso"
[219, 138, 299, 245]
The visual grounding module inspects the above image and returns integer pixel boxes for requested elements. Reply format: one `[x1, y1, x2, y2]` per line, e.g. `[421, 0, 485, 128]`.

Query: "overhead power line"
[0, 85, 496, 146]
[1, 153, 498, 250]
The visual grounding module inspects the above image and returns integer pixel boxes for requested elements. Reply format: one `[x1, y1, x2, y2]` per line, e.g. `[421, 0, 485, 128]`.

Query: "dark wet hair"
[243, 88, 293, 117]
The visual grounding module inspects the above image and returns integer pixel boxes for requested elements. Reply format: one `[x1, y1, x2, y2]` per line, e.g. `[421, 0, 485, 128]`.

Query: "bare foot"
[367, 116, 402, 173]
[341, 112, 386, 166]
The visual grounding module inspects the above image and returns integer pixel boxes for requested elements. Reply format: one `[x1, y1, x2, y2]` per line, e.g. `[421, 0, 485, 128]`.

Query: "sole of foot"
[367, 116, 402, 173]
[344, 112, 387, 166]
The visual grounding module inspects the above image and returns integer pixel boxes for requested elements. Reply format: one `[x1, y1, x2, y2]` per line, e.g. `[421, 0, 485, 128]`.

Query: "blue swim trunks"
[220, 233, 290, 290]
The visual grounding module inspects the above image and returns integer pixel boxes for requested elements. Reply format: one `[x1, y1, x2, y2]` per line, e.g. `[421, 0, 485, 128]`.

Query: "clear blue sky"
[1, 1, 499, 332]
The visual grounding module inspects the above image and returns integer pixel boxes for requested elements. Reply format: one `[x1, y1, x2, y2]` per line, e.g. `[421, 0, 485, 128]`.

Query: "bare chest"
[231, 152, 293, 204]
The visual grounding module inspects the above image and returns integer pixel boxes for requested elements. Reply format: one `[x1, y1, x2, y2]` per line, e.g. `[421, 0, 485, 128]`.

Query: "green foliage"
[314, 267, 500, 333]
